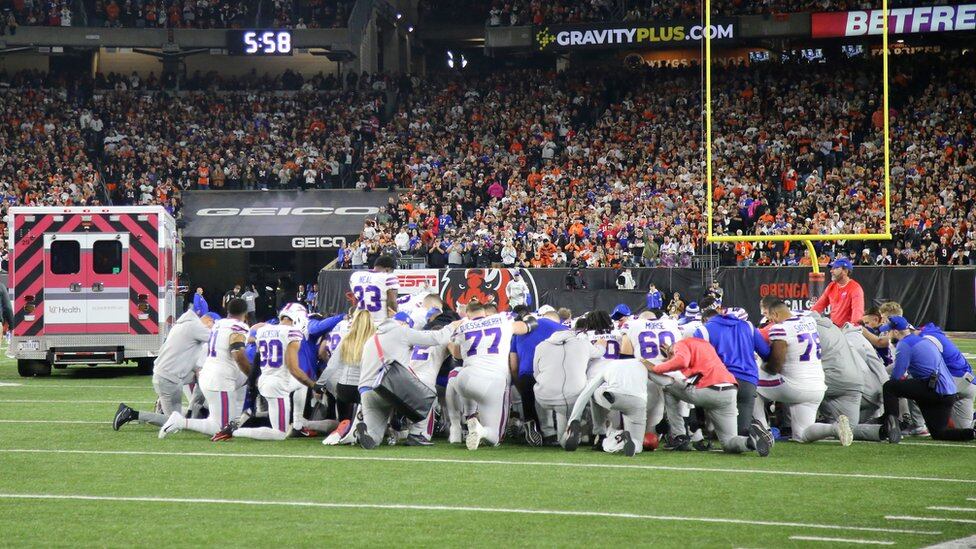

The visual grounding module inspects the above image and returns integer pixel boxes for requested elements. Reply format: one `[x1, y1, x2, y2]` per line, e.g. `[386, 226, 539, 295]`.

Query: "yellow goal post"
[703, 0, 894, 274]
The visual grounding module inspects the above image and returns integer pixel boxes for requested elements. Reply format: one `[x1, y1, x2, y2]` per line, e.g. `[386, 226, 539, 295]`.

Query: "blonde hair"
[339, 310, 375, 365]
[879, 301, 903, 318]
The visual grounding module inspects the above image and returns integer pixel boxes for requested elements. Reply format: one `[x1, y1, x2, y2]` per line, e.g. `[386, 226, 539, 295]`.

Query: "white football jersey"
[409, 342, 449, 387]
[623, 316, 682, 366]
[582, 329, 624, 380]
[398, 291, 432, 329]
[349, 270, 399, 324]
[453, 313, 516, 377]
[198, 318, 250, 392]
[327, 318, 350, 353]
[254, 324, 305, 394]
[768, 315, 826, 386]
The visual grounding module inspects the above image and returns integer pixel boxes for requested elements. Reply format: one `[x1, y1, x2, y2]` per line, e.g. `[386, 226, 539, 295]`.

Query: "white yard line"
[926, 506, 976, 513]
[922, 534, 976, 548]
[0, 420, 110, 425]
[1, 448, 974, 485]
[0, 493, 942, 535]
[0, 384, 150, 389]
[967, 498, 976, 502]
[886, 516, 976, 525]
[0, 400, 155, 404]
[788, 536, 894, 545]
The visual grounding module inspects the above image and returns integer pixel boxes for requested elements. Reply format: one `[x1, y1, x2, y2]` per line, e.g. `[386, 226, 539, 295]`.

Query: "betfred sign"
[811, 4, 976, 38]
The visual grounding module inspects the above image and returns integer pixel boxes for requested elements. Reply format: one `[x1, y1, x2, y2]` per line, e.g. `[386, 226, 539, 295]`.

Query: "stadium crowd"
[342, 52, 975, 269]
[0, 51, 973, 268]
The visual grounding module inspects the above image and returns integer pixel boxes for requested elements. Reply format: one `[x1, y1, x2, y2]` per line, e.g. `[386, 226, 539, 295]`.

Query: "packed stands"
[0, 50, 972, 269]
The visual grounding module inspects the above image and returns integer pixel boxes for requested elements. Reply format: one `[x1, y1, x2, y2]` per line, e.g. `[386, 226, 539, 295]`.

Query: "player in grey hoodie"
[113, 310, 215, 429]
[532, 330, 602, 447]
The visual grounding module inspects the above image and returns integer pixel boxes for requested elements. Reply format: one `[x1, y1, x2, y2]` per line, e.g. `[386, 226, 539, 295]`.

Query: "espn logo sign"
[395, 269, 439, 295]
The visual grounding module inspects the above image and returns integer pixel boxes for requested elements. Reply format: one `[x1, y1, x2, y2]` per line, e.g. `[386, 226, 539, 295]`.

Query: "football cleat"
[836, 415, 854, 447]
[466, 416, 487, 451]
[749, 422, 773, 458]
[692, 438, 712, 452]
[113, 403, 137, 431]
[665, 434, 692, 451]
[211, 419, 240, 442]
[620, 431, 637, 457]
[523, 419, 543, 447]
[290, 428, 319, 438]
[881, 414, 902, 444]
[356, 422, 377, 450]
[322, 419, 352, 446]
[564, 419, 581, 452]
[403, 434, 434, 446]
[158, 411, 184, 439]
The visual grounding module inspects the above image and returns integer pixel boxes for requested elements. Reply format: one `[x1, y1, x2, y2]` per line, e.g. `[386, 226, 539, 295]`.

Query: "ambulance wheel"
[18, 360, 50, 377]
[135, 358, 155, 375]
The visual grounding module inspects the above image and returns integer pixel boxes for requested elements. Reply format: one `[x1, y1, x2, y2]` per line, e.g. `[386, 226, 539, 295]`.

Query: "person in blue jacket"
[510, 304, 566, 446]
[646, 283, 663, 310]
[917, 323, 976, 429]
[696, 308, 771, 435]
[882, 316, 974, 442]
[192, 287, 209, 316]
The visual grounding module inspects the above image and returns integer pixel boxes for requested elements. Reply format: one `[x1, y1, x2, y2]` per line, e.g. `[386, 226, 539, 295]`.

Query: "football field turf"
[1, 343, 975, 548]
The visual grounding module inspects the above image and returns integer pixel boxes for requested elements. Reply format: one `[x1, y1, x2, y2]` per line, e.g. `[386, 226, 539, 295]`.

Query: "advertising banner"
[182, 190, 388, 251]
[811, 4, 976, 38]
[535, 19, 737, 51]
[320, 267, 967, 330]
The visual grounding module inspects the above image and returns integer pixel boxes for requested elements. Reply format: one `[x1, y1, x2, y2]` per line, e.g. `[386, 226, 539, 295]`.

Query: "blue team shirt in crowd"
[512, 318, 567, 378]
[891, 334, 957, 396]
[646, 290, 662, 310]
[696, 314, 770, 385]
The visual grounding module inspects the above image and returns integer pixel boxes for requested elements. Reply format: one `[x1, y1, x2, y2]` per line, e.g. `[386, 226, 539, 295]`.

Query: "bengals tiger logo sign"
[440, 268, 539, 312]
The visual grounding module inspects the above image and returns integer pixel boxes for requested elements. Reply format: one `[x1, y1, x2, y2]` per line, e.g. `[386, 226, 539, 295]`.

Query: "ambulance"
[8, 206, 179, 376]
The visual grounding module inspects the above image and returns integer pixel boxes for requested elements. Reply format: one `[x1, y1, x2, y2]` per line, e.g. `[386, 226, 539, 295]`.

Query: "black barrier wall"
[317, 267, 976, 331]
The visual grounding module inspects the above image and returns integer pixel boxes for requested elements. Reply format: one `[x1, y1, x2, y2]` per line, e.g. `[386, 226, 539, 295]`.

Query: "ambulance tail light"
[137, 294, 149, 319]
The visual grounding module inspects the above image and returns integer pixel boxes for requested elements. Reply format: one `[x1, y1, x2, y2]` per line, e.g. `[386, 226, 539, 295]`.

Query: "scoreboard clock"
[227, 30, 293, 56]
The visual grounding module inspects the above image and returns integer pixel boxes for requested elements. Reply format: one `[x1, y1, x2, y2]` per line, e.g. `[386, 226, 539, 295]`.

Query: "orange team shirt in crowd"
[811, 278, 865, 327]
[197, 166, 209, 186]
[651, 338, 737, 389]
[735, 242, 753, 261]
[527, 172, 542, 189]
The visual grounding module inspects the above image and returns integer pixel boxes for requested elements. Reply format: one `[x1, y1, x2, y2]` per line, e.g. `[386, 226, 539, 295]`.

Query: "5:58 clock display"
[227, 30, 293, 56]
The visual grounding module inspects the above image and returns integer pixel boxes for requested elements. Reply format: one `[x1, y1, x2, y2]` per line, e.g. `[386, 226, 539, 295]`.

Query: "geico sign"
[200, 238, 255, 249]
[196, 207, 379, 216]
[291, 237, 347, 249]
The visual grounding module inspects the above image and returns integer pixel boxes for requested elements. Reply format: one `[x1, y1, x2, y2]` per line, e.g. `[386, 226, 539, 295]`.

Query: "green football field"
[1, 342, 975, 548]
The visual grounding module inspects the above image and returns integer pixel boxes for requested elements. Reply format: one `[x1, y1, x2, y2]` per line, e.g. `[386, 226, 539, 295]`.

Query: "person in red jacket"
[811, 257, 865, 327]
[645, 338, 772, 457]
